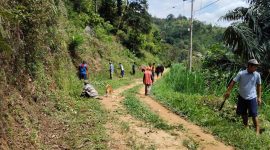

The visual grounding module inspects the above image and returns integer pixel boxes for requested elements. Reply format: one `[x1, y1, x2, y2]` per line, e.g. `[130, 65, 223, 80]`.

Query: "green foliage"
[124, 31, 144, 56]
[88, 13, 104, 26]
[165, 64, 231, 96]
[152, 15, 225, 64]
[116, 29, 128, 41]
[99, 0, 117, 24]
[123, 0, 152, 34]
[202, 43, 236, 70]
[222, 0, 270, 69]
[69, 0, 94, 13]
[69, 33, 84, 51]
[0, 34, 12, 57]
[117, 0, 123, 16]
[223, 23, 262, 60]
[183, 138, 199, 150]
[94, 25, 114, 42]
[67, 0, 104, 27]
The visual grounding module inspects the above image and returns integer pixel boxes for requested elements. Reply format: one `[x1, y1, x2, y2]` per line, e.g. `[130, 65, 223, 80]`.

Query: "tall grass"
[165, 64, 231, 96]
[152, 64, 270, 150]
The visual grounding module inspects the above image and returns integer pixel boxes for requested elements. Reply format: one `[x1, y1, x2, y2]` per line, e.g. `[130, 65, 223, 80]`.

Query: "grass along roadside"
[54, 97, 108, 149]
[152, 64, 270, 150]
[43, 68, 142, 149]
[123, 85, 173, 130]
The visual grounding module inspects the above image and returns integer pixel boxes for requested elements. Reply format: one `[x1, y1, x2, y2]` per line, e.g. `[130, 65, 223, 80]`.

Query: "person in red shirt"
[143, 67, 153, 95]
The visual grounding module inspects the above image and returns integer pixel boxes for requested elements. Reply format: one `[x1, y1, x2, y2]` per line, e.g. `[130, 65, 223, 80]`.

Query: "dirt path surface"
[138, 87, 234, 150]
[101, 80, 187, 149]
[101, 77, 234, 150]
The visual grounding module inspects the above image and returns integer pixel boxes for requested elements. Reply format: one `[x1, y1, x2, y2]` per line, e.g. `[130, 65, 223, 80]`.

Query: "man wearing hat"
[81, 80, 100, 99]
[224, 59, 262, 134]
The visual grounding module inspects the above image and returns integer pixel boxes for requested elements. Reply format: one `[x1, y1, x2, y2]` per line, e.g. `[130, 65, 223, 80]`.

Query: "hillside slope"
[0, 0, 156, 149]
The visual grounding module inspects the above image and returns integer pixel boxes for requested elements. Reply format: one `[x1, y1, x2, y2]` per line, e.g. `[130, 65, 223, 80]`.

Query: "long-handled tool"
[219, 97, 228, 111]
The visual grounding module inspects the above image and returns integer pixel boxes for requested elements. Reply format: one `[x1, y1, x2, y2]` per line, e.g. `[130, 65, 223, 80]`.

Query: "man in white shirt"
[224, 59, 262, 134]
[119, 63, 125, 78]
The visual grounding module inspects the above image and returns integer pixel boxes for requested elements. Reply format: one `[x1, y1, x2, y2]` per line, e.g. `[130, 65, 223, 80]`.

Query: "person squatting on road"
[80, 80, 100, 99]
[143, 67, 153, 96]
[224, 59, 262, 134]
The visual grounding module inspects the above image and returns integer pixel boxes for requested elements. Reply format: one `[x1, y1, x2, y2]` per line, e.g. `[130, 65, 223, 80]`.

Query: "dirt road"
[101, 77, 233, 150]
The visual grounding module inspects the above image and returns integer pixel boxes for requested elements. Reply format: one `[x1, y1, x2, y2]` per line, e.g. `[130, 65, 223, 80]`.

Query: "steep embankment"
[0, 0, 154, 149]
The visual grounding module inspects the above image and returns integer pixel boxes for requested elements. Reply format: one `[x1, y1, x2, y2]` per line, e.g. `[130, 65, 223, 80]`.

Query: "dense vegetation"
[222, 0, 270, 73]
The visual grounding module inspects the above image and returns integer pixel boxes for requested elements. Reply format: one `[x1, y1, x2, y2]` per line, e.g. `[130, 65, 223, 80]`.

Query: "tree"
[99, 0, 117, 24]
[123, 0, 152, 34]
[221, 0, 270, 68]
[166, 14, 175, 21]
[117, 0, 123, 16]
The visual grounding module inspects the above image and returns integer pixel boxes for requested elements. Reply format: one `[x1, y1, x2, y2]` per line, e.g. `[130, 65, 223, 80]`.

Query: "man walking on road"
[109, 61, 114, 79]
[224, 59, 262, 134]
[151, 63, 156, 83]
[132, 62, 136, 75]
[119, 63, 125, 78]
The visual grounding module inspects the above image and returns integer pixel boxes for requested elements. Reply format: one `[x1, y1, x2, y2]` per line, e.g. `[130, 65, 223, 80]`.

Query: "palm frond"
[220, 7, 248, 21]
[245, 6, 262, 36]
[223, 24, 264, 61]
[247, 0, 270, 7]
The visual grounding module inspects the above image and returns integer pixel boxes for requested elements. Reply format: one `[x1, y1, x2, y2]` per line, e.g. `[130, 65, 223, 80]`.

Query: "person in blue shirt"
[224, 59, 262, 134]
[78, 61, 89, 80]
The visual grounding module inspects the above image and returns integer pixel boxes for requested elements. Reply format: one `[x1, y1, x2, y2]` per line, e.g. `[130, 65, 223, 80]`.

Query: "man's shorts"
[236, 96, 258, 117]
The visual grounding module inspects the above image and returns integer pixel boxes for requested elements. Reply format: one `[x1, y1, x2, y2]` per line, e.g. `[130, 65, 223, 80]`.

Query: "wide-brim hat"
[248, 59, 259, 65]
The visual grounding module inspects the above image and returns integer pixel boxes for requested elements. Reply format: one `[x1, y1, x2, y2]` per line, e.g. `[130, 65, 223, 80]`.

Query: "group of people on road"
[78, 60, 165, 97]
[78, 58, 262, 134]
[78, 61, 139, 81]
[109, 61, 136, 79]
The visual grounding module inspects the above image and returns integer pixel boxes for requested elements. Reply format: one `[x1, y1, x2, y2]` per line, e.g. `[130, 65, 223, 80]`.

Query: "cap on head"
[248, 59, 259, 65]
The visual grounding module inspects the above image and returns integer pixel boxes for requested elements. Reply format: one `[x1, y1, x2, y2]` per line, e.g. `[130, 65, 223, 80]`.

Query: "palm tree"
[221, 0, 270, 68]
